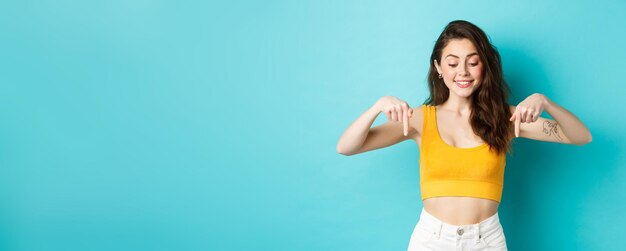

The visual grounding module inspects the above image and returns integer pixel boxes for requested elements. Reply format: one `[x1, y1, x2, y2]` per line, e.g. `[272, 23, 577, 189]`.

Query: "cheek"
[444, 69, 456, 78]
[471, 66, 483, 79]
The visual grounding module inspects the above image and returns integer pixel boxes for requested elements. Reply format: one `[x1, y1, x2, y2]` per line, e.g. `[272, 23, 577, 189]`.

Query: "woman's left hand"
[510, 93, 549, 137]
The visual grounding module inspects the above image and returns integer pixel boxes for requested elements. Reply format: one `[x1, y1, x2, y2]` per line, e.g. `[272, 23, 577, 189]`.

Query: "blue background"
[1, 0, 624, 250]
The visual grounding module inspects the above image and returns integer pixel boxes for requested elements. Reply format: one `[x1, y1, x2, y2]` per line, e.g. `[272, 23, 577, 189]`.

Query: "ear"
[433, 59, 442, 75]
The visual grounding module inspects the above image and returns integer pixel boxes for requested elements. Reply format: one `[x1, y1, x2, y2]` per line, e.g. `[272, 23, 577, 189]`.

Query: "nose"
[457, 63, 469, 76]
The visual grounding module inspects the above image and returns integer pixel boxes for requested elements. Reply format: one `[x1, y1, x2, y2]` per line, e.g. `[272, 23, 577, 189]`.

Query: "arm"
[336, 98, 420, 156]
[511, 94, 592, 145]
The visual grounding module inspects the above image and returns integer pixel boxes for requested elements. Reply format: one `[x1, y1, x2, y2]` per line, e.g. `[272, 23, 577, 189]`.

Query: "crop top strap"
[421, 104, 436, 145]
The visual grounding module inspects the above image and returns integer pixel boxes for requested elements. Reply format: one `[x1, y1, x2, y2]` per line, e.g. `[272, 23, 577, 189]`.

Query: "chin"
[452, 89, 477, 98]
[456, 84, 481, 97]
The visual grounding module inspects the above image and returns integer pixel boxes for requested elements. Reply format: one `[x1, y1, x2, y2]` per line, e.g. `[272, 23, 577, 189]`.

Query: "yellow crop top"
[419, 104, 506, 203]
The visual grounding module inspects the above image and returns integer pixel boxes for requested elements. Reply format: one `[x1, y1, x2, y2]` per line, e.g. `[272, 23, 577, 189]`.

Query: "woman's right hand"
[375, 96, 413, 136]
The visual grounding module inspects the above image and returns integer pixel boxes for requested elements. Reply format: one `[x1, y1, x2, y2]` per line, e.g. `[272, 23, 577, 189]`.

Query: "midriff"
[423, 196, 499, 225]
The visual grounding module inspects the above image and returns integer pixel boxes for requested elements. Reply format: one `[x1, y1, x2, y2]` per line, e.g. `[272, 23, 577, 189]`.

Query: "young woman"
[336, 20, 592, 251]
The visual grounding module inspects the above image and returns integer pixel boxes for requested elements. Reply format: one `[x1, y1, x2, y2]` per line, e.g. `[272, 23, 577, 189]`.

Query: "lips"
[455, 80, 473, 88]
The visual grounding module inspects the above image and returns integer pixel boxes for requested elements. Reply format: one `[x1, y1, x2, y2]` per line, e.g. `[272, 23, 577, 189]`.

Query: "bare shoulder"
[408, 105, 425, 139]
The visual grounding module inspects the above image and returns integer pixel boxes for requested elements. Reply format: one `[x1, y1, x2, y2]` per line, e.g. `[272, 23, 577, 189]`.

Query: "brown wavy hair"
[424, 20, 514, 154]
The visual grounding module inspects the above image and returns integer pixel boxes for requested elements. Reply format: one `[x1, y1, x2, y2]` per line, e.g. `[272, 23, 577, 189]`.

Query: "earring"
[438, 73, 442, 79]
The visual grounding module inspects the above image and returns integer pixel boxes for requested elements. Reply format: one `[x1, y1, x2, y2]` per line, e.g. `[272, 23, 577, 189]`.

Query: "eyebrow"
[445, 52, 479, 59]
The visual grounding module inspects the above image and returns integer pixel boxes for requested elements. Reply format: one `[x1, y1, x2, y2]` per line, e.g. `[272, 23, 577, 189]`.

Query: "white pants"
[407, 208, 508, 251]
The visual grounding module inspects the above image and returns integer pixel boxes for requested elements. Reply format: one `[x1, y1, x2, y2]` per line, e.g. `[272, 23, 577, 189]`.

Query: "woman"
[336, 20, 592, 251]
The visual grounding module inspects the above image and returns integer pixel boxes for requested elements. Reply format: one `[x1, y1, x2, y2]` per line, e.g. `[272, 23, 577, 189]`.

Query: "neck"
[441, 94, 473, 115]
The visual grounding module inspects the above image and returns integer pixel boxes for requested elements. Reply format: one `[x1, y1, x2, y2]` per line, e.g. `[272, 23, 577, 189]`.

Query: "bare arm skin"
[510, 94, 592, 145]
[336, 97, 422, 156]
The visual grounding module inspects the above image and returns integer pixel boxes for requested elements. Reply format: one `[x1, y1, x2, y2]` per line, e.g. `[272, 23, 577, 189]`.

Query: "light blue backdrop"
[1, 0, 624, 250]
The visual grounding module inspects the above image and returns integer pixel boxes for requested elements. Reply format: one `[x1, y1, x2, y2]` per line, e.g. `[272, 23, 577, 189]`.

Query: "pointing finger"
[403, 107, 408, 136]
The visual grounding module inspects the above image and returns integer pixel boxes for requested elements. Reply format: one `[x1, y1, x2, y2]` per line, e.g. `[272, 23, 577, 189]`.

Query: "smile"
[455, 80, 474, 88]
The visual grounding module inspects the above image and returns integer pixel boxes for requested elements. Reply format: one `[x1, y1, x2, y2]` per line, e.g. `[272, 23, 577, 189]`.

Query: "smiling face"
[434, 38, 484, 98]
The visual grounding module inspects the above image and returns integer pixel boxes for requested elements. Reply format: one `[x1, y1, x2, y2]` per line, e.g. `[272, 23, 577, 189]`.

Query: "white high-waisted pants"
[407, 208, 508, 251]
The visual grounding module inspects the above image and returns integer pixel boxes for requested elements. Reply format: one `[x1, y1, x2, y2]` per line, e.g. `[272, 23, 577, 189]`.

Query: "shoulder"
[410, 105, 427, 119]
[413, 104, 432, 114]
[408, 105, 426, 137]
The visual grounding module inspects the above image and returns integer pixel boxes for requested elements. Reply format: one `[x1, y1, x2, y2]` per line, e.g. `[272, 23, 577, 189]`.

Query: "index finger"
[403, 107, 409, 136]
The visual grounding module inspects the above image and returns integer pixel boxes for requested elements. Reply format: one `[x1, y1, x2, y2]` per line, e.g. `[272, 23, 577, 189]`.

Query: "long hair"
[424, 20, 513, 154]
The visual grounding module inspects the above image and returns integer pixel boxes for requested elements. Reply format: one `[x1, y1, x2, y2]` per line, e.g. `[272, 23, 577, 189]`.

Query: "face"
[434, 38, 484, 98]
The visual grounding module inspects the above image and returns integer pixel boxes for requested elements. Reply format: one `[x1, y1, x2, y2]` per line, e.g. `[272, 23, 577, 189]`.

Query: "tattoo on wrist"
[543, 121, 563, 142]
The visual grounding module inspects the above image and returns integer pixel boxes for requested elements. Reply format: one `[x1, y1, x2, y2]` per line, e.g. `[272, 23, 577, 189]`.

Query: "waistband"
[417, 207, 501, 243]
